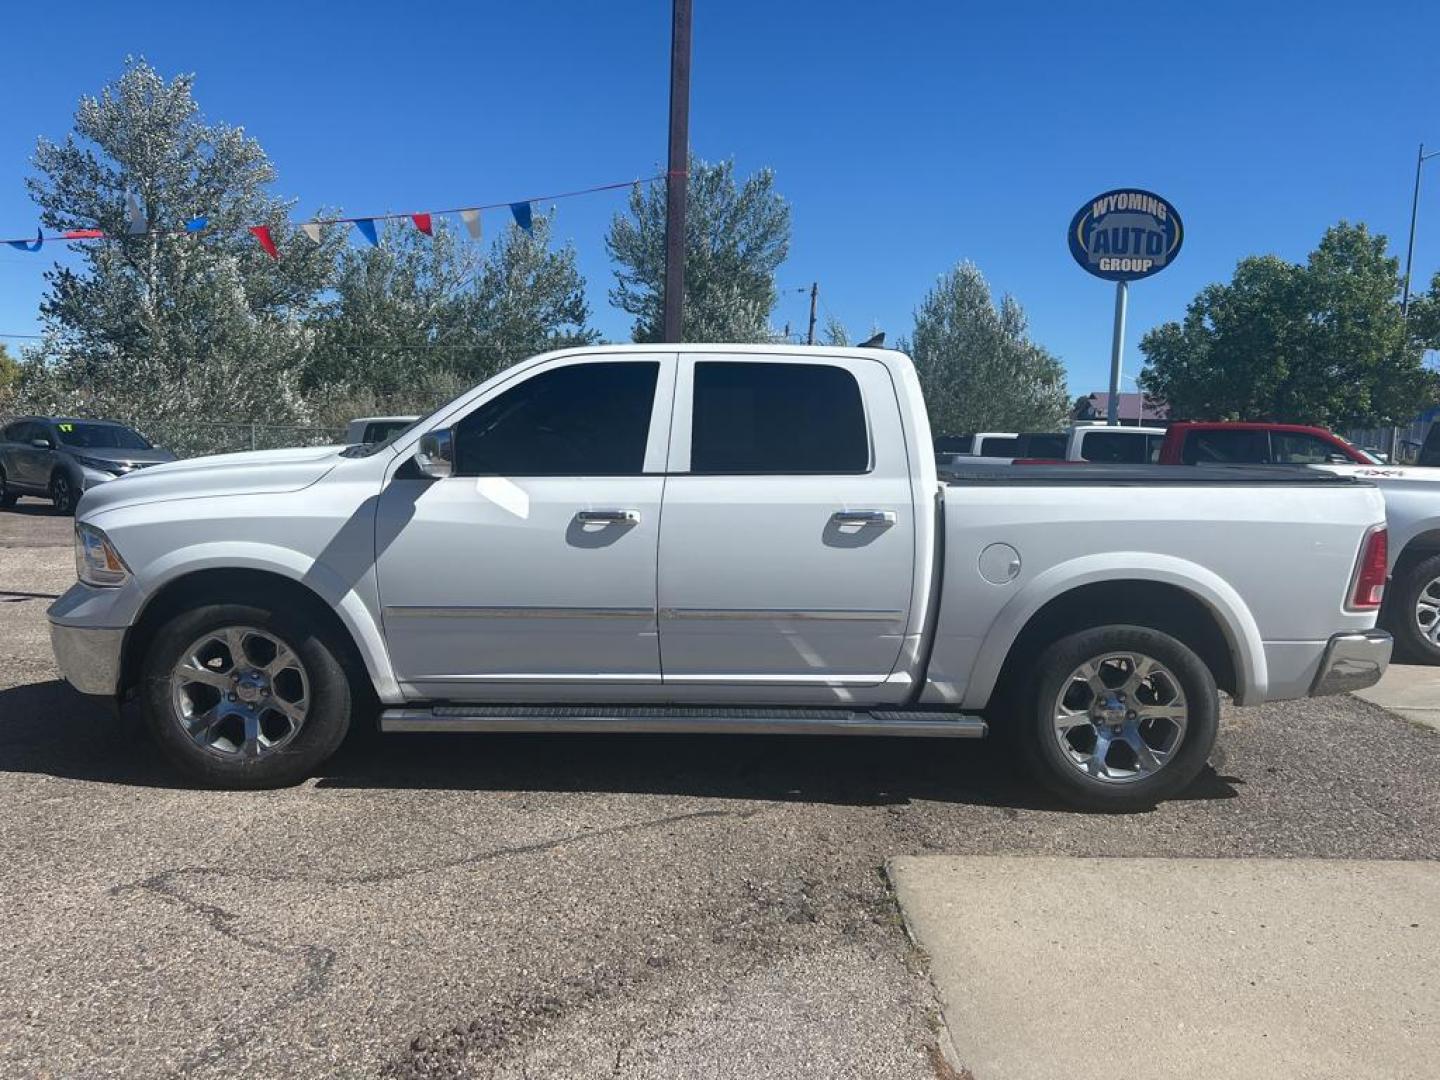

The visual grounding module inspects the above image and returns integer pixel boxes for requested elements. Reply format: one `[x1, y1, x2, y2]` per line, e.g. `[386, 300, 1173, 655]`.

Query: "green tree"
[24, 58, 340, 447]
[906, 262, 1069, 434]
[1139, 222, 1437, 427]
[606, 156, 790, 342]
[305, 214, 596, 407]
[0, 343, 18, 408]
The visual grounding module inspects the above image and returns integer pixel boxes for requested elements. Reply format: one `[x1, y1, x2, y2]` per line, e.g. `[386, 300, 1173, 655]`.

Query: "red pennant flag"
[63, 229, 105, 240]
[412, 212, 433, 236]
[250, 225, 279, 260]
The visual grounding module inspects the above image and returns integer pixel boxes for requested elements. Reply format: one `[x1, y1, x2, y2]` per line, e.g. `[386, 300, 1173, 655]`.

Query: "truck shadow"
[0, 680, 1241, 813]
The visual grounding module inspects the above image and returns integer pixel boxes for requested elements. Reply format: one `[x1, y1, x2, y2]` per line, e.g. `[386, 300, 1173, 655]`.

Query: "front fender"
[959, 552, 1267, 710]
[137, 541, 401, 703]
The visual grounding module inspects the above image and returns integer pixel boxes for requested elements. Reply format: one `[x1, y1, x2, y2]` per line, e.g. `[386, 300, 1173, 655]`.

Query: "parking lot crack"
[105, 806, 750, 1074]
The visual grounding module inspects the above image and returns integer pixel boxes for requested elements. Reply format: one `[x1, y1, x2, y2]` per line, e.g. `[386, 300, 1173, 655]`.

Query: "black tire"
[141, 601, 354, 788]
[49, 471, 76, 515]
[1016, 625, 1219, 812]
[0, 467, 16, 508]
[1386, 552, 1440, 665]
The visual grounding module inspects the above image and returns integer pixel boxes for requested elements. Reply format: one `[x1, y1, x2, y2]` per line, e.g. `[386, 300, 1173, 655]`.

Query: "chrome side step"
[380, 704, 987, 738]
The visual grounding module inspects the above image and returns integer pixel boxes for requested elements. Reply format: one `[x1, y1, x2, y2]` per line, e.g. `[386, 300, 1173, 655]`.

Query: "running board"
[380, 705, 987, 738]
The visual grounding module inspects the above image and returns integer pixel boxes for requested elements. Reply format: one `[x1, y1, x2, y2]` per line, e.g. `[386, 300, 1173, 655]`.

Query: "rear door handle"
[576, 509, 641, 525]
[830, 509, 897, 527]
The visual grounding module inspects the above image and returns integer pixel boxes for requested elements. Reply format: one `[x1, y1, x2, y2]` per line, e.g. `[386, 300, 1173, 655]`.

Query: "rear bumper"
[1309, 630, 1392, 697]
[49, 621, 125, 697]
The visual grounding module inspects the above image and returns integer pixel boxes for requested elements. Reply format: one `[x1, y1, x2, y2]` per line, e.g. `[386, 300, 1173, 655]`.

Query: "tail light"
[1347, 525, 1388, 611]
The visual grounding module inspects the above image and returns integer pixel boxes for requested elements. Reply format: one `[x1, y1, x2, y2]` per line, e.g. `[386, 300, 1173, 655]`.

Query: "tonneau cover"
[941, 463, 1367, 486]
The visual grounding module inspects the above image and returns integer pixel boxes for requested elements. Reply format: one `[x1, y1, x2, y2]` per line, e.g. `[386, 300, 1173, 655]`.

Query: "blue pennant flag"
[509, 202, 533, 233]
[184, 217, 208, 233]
[7, 229, 43, 252]
[354, 218, 380, 246]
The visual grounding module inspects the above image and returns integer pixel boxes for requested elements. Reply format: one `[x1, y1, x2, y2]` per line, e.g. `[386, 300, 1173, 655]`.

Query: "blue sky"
[0, 0, 1436, 394]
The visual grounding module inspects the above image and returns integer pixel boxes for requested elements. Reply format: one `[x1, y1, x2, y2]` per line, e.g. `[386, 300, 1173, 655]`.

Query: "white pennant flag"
[460, 208, 482, 240]
[301, 222, 322, 243]
[126, 193, 146, 235]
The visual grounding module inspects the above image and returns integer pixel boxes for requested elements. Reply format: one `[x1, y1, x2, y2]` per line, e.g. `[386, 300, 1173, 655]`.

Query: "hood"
[66, 447, 176, 470]
[77, 444, 345, 516]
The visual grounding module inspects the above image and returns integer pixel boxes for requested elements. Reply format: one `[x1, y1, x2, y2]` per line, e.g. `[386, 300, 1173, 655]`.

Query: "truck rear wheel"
[1388, 552, 1440, 664]
[1018, 625, 1219, 811]
[140, 601, 353, 788]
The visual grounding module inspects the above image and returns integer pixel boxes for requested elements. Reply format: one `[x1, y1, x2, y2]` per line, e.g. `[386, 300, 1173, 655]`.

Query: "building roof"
[1074, 392, 1169, 423]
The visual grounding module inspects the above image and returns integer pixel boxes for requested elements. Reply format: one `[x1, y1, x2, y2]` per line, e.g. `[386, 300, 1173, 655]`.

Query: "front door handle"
[576, 509, 641, 525]
[830, 509, 897, 527]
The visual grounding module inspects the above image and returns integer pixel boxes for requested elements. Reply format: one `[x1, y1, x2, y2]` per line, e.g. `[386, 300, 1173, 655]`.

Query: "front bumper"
[1309, 630, 1392, 697]
[49, 622, 126, 697]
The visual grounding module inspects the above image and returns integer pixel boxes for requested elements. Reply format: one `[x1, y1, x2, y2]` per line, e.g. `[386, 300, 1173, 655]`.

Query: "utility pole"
[661, 0, 693, 344]
[806, 282, 818, 345]
[1402, 142, 1440, 321]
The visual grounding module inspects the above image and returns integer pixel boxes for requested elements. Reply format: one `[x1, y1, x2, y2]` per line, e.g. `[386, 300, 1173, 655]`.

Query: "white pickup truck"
[48, 345, 1393, 810]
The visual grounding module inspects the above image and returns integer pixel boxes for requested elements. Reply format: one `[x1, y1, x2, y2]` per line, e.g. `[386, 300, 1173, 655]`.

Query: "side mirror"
[414, 429, 454, 480]
[31, 438, 52, 450]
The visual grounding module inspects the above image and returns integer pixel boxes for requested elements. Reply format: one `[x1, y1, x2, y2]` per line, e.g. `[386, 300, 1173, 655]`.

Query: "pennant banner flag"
[6, 229, 42, 252]
[3, 175, 658, 253]
[126, 193, 146, 235]
[249, 225, 279, 260]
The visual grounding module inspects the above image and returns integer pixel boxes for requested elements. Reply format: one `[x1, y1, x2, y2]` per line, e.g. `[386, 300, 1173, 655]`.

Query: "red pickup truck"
[1157, 422, 1374, 466]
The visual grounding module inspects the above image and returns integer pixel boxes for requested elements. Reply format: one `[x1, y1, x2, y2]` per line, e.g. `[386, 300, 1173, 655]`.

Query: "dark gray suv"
[0, 417, 175, 514]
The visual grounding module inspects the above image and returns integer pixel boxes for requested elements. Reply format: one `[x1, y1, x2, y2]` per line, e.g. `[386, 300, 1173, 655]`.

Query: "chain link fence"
[1, 414, 346, 459]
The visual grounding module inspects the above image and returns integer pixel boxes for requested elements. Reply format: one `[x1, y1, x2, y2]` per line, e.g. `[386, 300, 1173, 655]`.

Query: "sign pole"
[1106, 279, 1128, 426]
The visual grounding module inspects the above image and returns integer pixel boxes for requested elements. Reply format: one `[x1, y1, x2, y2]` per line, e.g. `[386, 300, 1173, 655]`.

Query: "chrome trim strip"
[385, 605, 653, 620]
[381, 708, 987, 738]
[659, 608, 905, 621]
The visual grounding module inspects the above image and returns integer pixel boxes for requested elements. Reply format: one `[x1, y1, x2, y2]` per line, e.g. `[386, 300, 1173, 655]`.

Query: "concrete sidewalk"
[888, 856, 1440, 1080]
[1355, 662, 1440, 731]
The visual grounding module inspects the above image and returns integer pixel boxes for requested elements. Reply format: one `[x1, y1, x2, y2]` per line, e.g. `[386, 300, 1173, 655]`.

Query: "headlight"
[75, 523, 130, 587]
[74, 456, 122, 474]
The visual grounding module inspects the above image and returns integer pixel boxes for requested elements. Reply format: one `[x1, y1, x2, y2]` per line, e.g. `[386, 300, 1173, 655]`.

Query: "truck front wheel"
[140, 602, 354, 788]
[1018, 625, 1219, 811]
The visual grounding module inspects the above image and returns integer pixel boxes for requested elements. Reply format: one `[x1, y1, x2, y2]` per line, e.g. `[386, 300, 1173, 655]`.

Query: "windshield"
[54, 421, 151, 450]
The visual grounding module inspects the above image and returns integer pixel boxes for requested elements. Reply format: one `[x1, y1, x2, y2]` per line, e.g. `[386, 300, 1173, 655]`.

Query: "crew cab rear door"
[656, 353, 917, 692]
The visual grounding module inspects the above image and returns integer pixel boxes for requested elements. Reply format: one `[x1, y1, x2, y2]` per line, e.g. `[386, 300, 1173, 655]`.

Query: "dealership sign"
[1068, 189, 1183, 281]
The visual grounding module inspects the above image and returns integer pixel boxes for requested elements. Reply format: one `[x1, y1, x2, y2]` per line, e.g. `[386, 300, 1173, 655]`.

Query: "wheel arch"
[119, 564, 397, 704]
[960, 557, 1265, 711]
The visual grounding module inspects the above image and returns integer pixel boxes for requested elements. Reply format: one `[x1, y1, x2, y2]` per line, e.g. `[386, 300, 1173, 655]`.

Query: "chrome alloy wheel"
[1414, 575, 1440, 645]
[170, 626, 310, 758]
[1052, 652, 1188, 783]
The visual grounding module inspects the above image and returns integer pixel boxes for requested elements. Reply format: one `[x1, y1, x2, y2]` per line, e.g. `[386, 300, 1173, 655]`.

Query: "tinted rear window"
[1181, 429, 1270, 464]
[1081, 430, 1156, 464]
[1019, 433, 1067, 458]
[978, 436, 1022, 456]
[691, 362, 868, 473]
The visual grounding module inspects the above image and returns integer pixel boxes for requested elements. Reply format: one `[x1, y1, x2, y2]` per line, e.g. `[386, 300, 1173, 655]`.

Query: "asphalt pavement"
[2, 501, 1439, 1079]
